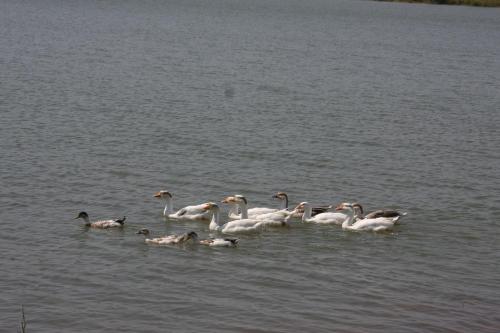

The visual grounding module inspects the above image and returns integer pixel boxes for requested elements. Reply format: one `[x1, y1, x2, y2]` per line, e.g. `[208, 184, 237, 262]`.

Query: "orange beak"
[201, 203, 212, 211]
[335, 204, 344, 211]
[153, 192, 162, 198]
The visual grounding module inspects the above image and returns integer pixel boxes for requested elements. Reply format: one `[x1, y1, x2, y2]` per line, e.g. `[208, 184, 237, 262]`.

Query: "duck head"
[186, 231, 198, 240]
[75, 211, 89, 220]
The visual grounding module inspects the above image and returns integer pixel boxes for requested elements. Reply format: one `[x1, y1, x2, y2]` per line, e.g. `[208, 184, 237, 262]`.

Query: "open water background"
[1, 0, 499, 331]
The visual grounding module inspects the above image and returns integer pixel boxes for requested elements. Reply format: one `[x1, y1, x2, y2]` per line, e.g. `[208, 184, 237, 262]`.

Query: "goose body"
[75, 212, 126, 229]
[224, 194, 291, 222]
[136, 229, 198, 245]
[336, 203, 400, 232]
[209, 203, 285, 234]
[227, 194, 287, 220]
[154, 190, 212, 221]
[349, 203, 406, 224]
[290, 202, 347, 225]
[362, 209, 407, 224]
[271, 192, 333, 219]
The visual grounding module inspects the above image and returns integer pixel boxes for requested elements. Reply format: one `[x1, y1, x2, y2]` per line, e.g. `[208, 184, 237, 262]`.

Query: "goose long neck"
[353, 206, 363, 219]
[228, 204, 238, 217]
[342, 207, 355, 228]
[209, 210, 221, 231]
[302, 205, 312, 221]
[281, 196, 288, 210]
[164, 196, 174, 216]
[238, 201, 248, 219]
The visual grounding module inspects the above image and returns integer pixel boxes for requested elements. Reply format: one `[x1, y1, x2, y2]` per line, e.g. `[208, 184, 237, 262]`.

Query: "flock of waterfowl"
[75, 191, 407, 248]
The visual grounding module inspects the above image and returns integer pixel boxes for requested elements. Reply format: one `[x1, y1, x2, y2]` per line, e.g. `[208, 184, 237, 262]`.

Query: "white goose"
[136, 228, 198, 245]
[225, 194, 290, 221]
[227, 194, 284, 220]
[336, 203, 400, 232]
[154, 190, 212, 221]
[75, 212, 126, 229]
[354, 203, 407, 223]
[273, 192, 334, 219]
[208, 203, 285, 234]
[287, 202, 351, 225]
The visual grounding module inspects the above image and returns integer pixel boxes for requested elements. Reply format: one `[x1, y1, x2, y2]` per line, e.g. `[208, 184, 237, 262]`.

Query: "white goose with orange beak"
[208, 203, 286, 234]
[153, 190, 212, 221]
[225, 194, 289, 220]
[335, 202, 400, 232]
[286, 202, 349, 225]
[223, 195, 292, 222]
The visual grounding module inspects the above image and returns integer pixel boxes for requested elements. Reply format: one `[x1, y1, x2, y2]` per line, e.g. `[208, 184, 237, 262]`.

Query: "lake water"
[1, 0, 499, 332]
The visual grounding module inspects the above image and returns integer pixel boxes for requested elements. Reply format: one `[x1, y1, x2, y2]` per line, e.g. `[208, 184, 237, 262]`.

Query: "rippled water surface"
[1, 0, 500, 332]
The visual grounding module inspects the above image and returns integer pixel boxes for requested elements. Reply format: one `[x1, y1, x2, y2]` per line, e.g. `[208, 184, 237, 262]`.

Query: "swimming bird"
[223, 195, 292, 222]
[226, 194, 283, 220]
[225, 194, 294, 221]
[209, 203, 286, 234]
[335, 203, 401, 232]
[136, 228, 198, 245]
[354, 203, 407, 223]
[287, 202, 350, 225]
[199, 238, 239, 247]
[153, 190, 212, 221]
[75, 212, 126, 229]
[272, 192, 332, 218]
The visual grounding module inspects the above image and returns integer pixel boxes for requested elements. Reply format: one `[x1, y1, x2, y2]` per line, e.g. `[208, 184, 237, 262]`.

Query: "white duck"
[136, 228, 198, 245]
[75, 212, 126, 229]
[226, 194, 284, 220]
[287, 202, 351, 225]
[153, 190, 212, 221]
[336, 203, 401, 232]
[225, 194, 290, 221]
[208, 203, 285, 234]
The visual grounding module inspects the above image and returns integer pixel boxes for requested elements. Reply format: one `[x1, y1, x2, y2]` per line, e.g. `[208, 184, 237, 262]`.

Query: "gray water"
[1, 0, 500, 331]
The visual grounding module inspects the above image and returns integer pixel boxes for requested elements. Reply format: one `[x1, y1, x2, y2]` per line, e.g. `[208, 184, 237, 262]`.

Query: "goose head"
[293, 202, 309, 211]
[200, 202, 219, 213]
[335, 202, 354, 212]
[352, 202, 364, 215]
[221, 196, 237, 204]
[272, 192, 288, 200]
[272, 192, 289, 208]
[233, 195, 247, 205]
[221, 195, 247, 205]
[200, 202, 218, 211]
[153, 190, 172, 199]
